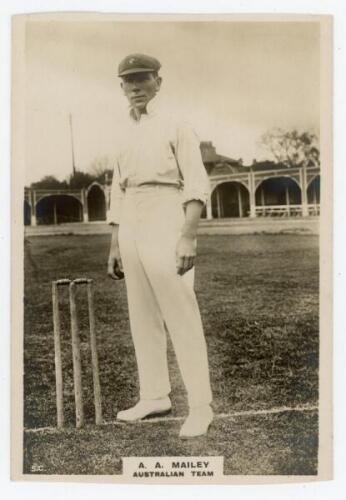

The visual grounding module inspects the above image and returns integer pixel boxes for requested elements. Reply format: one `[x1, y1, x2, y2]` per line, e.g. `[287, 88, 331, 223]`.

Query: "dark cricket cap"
[118, 53, 161, 77]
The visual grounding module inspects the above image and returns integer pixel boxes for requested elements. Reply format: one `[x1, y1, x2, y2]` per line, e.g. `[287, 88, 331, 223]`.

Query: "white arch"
[211, 179, 250, 196]
[255, 175, 302, 193]
[35, 193, 83, 209]
[307, 174, 320, 188]
[86, 181, 105, 195]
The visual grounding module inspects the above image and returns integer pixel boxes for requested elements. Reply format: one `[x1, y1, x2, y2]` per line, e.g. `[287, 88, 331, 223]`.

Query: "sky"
[25, 19, 320, 184]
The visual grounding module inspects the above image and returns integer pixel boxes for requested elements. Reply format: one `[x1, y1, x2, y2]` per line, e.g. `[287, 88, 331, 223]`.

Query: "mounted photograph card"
[11, 12, 332, 484]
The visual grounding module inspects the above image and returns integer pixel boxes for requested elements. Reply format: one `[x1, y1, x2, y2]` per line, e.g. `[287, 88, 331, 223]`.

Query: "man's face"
[120, 72, 162, 112]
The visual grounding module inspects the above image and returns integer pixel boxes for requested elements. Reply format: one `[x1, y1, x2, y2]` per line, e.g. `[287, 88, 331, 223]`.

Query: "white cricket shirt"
[107, 95, 210, 225]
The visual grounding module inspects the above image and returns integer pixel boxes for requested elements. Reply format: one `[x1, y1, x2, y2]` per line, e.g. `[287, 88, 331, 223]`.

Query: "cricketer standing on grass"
[107, 54, 213, 438]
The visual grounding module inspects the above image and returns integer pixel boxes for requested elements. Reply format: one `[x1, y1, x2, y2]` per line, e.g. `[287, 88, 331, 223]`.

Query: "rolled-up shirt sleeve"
[107, 160, 125, 225]
[175, 121, 210, 206]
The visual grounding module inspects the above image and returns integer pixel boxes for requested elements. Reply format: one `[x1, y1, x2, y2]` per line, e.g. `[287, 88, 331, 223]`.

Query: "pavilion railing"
[254, 204, 320, 217]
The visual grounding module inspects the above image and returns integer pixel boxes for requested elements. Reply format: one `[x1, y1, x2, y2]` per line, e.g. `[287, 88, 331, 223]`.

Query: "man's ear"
[120, 81, 125, 93]
[156, 76, 162, 90]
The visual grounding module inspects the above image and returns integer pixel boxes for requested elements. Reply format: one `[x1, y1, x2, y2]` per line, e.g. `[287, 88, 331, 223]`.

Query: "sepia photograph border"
[10, 11, 333, 485]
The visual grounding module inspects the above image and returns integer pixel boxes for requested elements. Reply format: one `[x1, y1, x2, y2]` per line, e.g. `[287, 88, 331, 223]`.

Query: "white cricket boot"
[116, 397, 172, 422]
[179, 404, 214, 439]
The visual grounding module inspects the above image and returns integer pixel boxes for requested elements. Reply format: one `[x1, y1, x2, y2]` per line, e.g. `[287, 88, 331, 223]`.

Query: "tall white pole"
[69, 113, 77, 176]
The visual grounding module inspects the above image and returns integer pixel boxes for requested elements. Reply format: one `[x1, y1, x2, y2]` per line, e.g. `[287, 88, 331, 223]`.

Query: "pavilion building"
[24, 141, 320, 226]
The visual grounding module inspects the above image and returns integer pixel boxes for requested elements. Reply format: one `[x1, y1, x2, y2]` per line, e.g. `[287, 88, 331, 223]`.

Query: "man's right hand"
[108, 225, 124, 280]
[107, 251, 124, 280]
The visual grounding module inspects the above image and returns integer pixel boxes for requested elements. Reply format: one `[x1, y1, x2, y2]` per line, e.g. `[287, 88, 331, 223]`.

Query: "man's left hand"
[176, 235, 197, 275]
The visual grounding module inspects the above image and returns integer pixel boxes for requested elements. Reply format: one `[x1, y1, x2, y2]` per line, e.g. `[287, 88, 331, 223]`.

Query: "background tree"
[68, 170, 95, 189]
[260, 128, 320, 168]
[31, 176, 68, 190]
[89, 155, 114, 183]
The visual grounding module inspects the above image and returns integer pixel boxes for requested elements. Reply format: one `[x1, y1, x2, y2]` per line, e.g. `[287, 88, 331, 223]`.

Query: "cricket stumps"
[51, 278, 103, 429]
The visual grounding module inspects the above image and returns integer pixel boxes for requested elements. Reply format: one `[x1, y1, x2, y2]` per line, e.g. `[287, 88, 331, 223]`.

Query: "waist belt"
[124, 184, 181, 194]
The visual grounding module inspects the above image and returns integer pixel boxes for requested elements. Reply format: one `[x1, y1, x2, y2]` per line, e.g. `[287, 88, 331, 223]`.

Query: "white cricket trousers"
[118, 185, 213, 409]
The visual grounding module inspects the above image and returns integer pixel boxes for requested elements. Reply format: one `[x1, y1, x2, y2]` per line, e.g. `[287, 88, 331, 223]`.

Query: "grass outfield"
[23, 233, 319, 476]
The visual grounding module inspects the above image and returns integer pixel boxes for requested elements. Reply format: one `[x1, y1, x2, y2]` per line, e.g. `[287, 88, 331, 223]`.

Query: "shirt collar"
[128, 93, 162, 121]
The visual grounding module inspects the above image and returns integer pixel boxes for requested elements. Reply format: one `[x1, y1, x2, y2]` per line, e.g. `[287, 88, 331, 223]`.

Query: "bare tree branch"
[260, 128, 320, 168]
